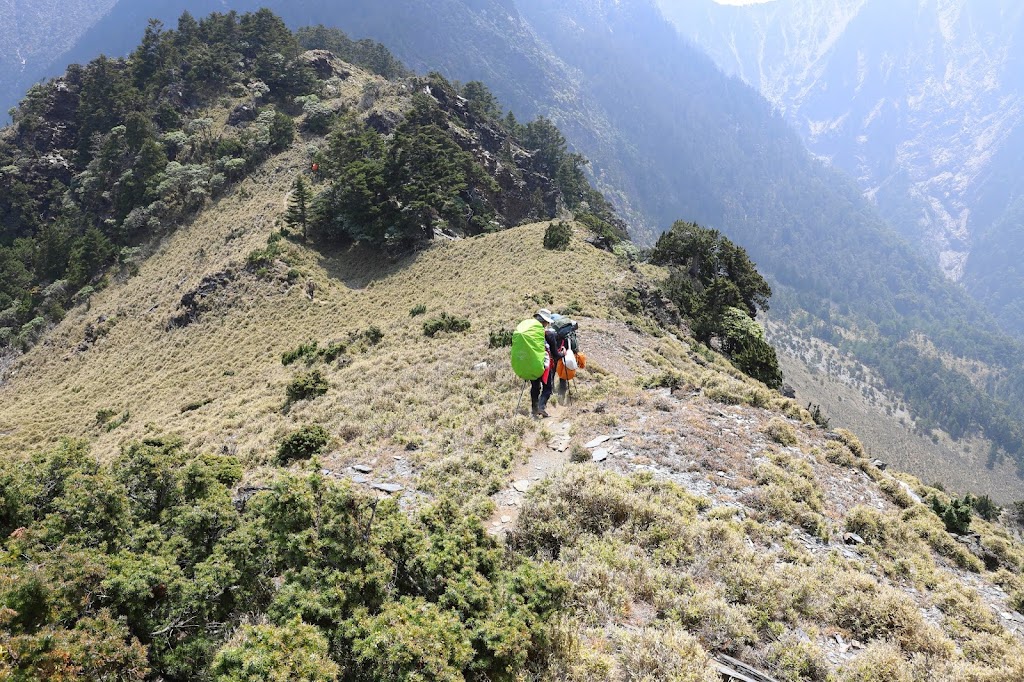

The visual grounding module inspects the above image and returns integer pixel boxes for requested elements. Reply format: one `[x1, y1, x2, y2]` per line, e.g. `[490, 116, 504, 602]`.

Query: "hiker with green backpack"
[510, 309, 563, 418]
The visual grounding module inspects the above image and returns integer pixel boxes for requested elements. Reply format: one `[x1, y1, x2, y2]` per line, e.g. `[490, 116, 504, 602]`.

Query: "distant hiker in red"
[530, 308, 563, 418]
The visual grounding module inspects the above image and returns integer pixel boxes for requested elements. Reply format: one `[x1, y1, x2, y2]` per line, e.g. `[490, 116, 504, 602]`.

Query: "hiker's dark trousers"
[531, 373, 553, 410]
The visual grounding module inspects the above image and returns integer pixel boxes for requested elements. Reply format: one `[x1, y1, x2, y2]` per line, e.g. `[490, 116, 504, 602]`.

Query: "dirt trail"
[486, 411, 573, 534]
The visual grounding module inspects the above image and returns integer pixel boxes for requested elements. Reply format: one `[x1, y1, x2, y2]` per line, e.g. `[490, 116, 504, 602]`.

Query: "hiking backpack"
[510, 318, 547, 380]
[551, 317, 579, 353]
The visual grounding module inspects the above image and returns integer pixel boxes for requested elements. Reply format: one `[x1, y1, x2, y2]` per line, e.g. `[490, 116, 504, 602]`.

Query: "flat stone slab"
[371, 483, 404, 493]
[351, 475, 369, 484]
[352, 464, 373, 473]
[550, 436, 571, 452]
[512, 480, 531, 493]
[592, 448, 609, 462]
[584, 436, 611, 448]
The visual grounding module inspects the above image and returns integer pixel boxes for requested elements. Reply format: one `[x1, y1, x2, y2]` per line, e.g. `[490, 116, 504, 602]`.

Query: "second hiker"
[531, 308, 562, 418]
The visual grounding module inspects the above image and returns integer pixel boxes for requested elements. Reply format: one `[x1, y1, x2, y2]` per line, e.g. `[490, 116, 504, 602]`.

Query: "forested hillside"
[0, 11, 621, 355]
[663, 0, 1024, 336]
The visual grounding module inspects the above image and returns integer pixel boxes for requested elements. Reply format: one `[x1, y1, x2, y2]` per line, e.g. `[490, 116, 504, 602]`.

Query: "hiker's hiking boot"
[530, 400, 549, 419]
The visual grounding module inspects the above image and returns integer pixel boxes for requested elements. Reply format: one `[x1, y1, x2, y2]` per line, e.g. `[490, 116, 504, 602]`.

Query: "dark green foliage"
[246, 233, 285, 272]
[720, 307, 783, 389]
[0, 9, 316, 349]
[282, 341, 320, 366]
[363, 325, 384, 346]
[489, 329, 514, 348]
[972, 494, 1001, 522]
[96, 408, 118, 425]
[462, 81, 502, 120]
[286, 370, 329, 403]
[277, 425, 331, 464]
[543, 221, 572, 250]
[314, 92, 499, 251]
[409, 303, 427, 317]
[295, 26, 411, 80]
[285, 175, 312, 240]
[424, 313, 472, 337]
[319, 341, 347, 363]
[0, 439, 565, 679]
[654, 220, 779, 385]
[930, 494, 974, 535]
[282, 340, 347, 366]
[807, 404, 831, 429]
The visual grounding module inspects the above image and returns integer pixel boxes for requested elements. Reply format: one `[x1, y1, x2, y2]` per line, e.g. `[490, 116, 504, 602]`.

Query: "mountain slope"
[4, 78, 1024, 681]
[6, 18, 1024, 679]
[662, 0, 1024, 333]
[15, 0, 1024, 499]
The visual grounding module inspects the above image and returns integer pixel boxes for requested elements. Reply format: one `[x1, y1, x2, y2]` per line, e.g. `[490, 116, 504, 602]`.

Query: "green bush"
[543, 221, 572, 250]
[363, 325, 384, 345]
[0, 439, 567, 681]
[212, 617, 339, 682]
[423, 313, 471, 337]
[281, 341, 319, 366]
[350, 597, 472, 682]
[286, 370, 329, 403]
[277, 425, 331, 464]
[410, 304, 427, 317]
[972, 494, 1001, 522]
[807, 403, 830, 429]
[930, 494, 973, 535]
[488, 329, 514, 348]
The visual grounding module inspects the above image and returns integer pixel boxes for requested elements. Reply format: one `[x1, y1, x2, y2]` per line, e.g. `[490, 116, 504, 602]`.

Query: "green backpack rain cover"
[510, 318, 546, 380]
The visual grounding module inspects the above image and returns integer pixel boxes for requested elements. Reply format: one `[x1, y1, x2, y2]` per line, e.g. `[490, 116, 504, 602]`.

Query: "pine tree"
[286, 175, 312, 240]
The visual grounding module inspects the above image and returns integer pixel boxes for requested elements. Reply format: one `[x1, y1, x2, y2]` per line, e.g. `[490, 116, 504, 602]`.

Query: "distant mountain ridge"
[661, 0, 1024, 334]
[0, 0, 118, 118]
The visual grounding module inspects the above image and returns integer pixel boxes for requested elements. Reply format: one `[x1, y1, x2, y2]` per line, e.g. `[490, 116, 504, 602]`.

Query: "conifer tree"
[286, 175, 312, 240]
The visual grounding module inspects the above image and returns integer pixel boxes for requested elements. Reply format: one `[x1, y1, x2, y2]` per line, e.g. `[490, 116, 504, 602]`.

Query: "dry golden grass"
[0, 126, 656, 494]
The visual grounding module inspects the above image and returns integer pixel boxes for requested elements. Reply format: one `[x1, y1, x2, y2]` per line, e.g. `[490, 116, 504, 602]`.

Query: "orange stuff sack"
[576, 352, 586, 369]
[556, 360, 576, 381]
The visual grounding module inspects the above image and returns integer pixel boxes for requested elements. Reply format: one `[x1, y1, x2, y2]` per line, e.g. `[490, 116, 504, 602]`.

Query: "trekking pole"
[513, 381, 527, 417]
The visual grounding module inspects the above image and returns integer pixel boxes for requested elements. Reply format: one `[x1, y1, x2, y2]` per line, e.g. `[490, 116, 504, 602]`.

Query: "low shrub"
[410, 304, 427, 317]
[281, 341, 319, 366]
[762, 418, 798, 446]
[930, 493, 973, 535]
[488, 329, 514, 348]
[569, 444, 590, 463]
[423, 313, 471, 337]
[363, 325, 383, 345]
[286, 370, 329, 403]
[543, 221, 572, 250]
[277, 425, 331, 464]
[211, 617, 338, 681]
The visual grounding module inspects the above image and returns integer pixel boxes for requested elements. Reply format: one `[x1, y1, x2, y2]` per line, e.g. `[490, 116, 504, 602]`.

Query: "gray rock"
[473, 361, 488, 371]
[593, 448, 609, 462]
[513, 480, 531, 493]
[352, 464, 373, 473]
[372, 483, 404, 493]
[585, 436, 611, 448]
[843, 532, 865, 545]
